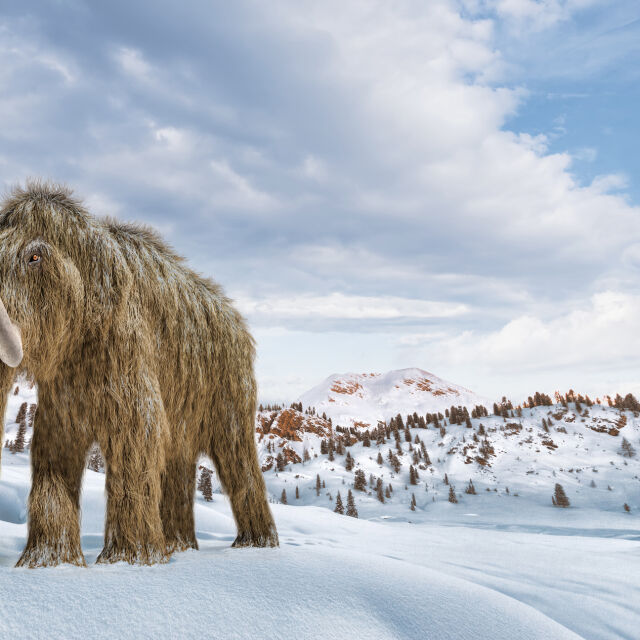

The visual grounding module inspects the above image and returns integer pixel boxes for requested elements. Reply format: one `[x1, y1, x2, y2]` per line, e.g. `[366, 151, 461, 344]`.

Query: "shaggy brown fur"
[0, 180, 278, 567]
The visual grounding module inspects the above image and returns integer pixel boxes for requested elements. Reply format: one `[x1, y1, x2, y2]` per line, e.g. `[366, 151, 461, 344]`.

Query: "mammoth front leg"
[96, 376, 170, 566]
[16, 399, 90, 568]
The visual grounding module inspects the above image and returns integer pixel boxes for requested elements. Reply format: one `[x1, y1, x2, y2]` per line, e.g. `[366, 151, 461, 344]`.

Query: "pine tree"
[444, 473, 449, 485]
[345, 451, 354, 471]
[448, 486, 458, 503]
[27, 403, 37, 428]
[316, 474, 321, 496]
[464, 479, 476, 495]
[12, 419, 27, 454]
[296, 485, 300, 499]
[328, 440, 335, 461]
[409, 465, 417, 485]
[334, 491, 344, 514]
[377, 451, 384, 465]
[620, 437, 636, 458]
[354, 469, 367, 491]
[410, 493, 417, 511]
[87, 445, 105, 472]
[363, 432, 371, 447]
[376, 478, 385, 503]
[202, 471, 213, 502]
[346, 490, 358, 518]
[276, 452, 286, 472]
[15, 402, 27, 425]
[552, 483, 570, 507]
[303, 448, 310, 463]
[281, 489, 288, 505]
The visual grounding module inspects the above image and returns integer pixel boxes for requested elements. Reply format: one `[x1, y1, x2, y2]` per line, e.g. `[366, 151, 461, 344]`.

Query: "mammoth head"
[0, 181, 131, 378]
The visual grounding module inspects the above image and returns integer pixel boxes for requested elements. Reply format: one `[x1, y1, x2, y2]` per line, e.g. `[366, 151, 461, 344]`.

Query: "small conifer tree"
[448, 486, 458, 504]
[87, 445, 105, 472]
[27, 403, 37, 428]
[281, 489, 288, 505]
[345, 451, 354, 471]
[354, 469, 367, 491]
[410, 493, 417, 511]
[552, 483, 570, 507]
[316, 474, 321, 496]
[202, 471, 213, 502]
[346, 490, 358, 518]
[11, 419, 27, 454]
[15, 402, 27, 425]
[620, 437, 636, 458]
[334, 491, 344, 514]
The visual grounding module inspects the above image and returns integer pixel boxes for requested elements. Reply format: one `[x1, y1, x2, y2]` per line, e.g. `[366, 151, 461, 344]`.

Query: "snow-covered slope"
[2, 376, 640, 638]
[297, 367, 491, 426]
[255, 400, 640, 519]
[0, 448, 638, 639]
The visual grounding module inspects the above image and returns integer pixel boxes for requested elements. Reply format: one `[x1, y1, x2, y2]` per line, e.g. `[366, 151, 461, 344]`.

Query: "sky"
[1, 0, 639, 403]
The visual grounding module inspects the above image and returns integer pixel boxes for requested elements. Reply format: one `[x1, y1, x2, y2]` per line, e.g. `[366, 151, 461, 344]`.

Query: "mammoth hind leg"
[160, 455, 198, 553]
[208, 412, 279, 548]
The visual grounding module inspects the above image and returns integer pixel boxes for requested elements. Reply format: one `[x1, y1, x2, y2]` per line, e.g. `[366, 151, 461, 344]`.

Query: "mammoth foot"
[16, 542, 86, 569]
[164, 534, 198, 554]
[232, 527, 279, 548]
[96, 542, 169, 566]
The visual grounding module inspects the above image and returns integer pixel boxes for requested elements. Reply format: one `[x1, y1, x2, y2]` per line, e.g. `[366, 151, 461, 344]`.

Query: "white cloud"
[413, 290, 640, 371]
[236, 292, 469, 320]
[114, 47, 152, 81]
[487, 0, 598, 31]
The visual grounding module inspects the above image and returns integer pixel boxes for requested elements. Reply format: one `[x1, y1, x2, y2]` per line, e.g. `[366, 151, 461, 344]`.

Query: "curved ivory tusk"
[0, 297, 23, 367]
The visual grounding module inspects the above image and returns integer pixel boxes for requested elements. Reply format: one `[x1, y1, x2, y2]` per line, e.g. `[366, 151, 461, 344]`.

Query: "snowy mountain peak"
[298, 368, 490, 427]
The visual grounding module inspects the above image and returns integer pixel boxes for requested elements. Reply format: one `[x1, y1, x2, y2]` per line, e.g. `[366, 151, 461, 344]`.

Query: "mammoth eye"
[28, 254, 41, 264]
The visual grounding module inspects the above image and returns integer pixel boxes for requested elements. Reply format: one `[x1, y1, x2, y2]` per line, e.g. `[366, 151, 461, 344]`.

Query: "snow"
[1, 377, 640, 639]
[297, 368, 492, 426]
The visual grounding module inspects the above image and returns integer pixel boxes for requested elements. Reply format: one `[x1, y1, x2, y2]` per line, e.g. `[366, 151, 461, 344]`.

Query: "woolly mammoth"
[0, 181, 278, 567]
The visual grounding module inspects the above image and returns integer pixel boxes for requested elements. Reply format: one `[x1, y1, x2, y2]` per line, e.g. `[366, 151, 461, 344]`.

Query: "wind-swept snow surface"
[0, 452, 638, 640]
[1, 378, 639, 639]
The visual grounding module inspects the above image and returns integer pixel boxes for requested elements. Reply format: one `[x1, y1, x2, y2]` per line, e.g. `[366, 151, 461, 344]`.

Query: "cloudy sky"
[1, 0, 639, 402]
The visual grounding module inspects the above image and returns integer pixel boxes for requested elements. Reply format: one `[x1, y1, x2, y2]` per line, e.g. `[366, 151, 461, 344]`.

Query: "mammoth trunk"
[0, 365, 17, 469]
[0, 297, 22, 368]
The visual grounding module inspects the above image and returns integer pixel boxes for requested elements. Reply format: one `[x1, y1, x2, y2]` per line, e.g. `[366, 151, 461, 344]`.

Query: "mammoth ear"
[83, 233, 133, 333]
